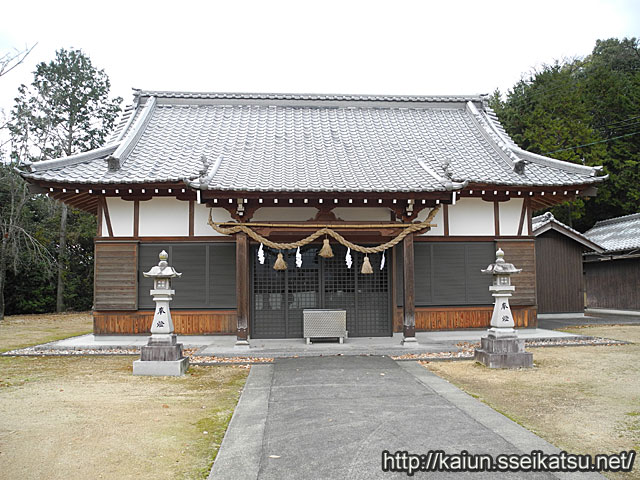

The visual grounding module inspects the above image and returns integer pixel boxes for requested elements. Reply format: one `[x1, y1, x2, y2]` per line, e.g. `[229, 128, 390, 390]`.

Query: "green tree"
[580, 38, 640, 224]
[491, 38, 640, 231]
[9, 48, 121, 312]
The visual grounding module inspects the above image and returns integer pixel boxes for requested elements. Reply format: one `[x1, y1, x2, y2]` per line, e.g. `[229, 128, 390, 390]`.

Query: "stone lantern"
[474, 249, 533, 368]
[133, 250, 189, 376]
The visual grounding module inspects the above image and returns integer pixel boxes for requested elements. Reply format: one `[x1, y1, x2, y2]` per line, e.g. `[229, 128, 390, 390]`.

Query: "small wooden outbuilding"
[583, 213, 640, 313]
[532, 213, 603, 314]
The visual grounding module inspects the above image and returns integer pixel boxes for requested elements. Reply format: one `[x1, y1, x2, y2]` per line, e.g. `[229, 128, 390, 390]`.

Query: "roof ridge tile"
[133, 89, 484, 103]
[592, 212, 640, 227]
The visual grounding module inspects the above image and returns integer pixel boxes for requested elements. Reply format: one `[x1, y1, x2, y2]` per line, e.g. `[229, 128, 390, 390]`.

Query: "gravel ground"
[3, 337, 625, 363]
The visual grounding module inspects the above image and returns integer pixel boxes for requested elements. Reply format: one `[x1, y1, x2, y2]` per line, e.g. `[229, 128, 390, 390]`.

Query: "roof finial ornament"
[198, 155, 214, 188]
[514, 159, 526, 174]
[106, 156, 120, 172]
[441, 158, 453, 180]
[480, 93, 490, 110]
[199, 155, 212, 175]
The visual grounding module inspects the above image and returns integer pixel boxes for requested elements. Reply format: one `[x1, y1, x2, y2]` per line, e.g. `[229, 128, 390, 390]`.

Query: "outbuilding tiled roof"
[584, 213, 640, 253]
[532, 212, 603, 253]
[21, 90, 607, 193]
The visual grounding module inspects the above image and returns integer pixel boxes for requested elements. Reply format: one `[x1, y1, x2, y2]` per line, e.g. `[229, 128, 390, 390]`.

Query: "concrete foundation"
[134, 333, 189, 376]
[401, 336, 419, 347]
[474, 335, 533, 369]
[140, 344, 184, 361]
[234, 339, 251, 349]
[133, 357, 190, 376]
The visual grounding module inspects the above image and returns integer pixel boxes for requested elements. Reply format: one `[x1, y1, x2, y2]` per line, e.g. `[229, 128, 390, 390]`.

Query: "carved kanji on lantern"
[481, 248, 521, 337]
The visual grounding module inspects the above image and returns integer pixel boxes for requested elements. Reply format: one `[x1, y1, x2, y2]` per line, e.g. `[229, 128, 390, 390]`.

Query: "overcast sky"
[1, 0, 639, 114]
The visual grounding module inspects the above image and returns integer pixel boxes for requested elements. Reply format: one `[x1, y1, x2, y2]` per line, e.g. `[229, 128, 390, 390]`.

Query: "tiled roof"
[21, 91, 607, 193]
[584, 213, 640, 252]
[532, 212, 603, 253]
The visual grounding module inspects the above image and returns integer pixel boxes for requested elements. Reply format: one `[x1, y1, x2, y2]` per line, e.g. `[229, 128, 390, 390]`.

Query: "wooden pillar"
[235, 233, 250, 346]
[402, 233, 417, 344]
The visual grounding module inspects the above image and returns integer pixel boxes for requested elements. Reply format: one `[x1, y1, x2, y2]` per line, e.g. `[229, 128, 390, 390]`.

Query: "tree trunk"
[56, 203, 68, 313]
[0, 260, 5, 322]
[0, 238, 6, 321]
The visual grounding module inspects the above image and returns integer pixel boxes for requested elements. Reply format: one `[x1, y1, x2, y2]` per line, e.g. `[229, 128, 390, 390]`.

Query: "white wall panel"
[449, 198, 494, 236]
[139, 198, 189, 237]
[250, 207, 317, 222]
[419, 206, 445, 236]
[194, 205, 233, 236]
[333, 207, 390, 221]
[499, 198, 524, 236]
[101, 210, 108, 237]
[105, 198, 134, 237]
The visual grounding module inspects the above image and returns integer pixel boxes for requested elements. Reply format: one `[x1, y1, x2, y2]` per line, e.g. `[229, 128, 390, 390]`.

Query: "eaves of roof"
[25, 143, 119, 173]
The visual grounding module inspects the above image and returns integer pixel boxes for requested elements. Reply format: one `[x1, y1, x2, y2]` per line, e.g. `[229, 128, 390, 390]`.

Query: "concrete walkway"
[44, 328, 579, 358]
[210, 356, 601, 479]
[538, 312, 640, 331]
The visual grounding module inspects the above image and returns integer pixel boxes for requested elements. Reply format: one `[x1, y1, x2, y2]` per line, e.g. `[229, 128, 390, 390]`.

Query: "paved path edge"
[208, 364, 273, 480]
[399, 362, 603, 479]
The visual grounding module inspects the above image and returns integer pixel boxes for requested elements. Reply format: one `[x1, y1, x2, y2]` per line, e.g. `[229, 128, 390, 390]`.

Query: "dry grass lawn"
[0, 312, 93, 353]
[424, 325, 640, 479]
[0, 313, 248, 479]
[0, 357, 247, 480]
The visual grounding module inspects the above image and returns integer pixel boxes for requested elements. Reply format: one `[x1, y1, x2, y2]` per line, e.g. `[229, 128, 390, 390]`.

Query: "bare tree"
[0, 150, 55, 321]
[0, 44, 36, 143]
[0, 44, 36, 79]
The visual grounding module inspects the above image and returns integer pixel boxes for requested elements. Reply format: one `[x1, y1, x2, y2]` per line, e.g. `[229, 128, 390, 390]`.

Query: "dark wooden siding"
[211, 244, 238, 307]
[403, 242, 494, 306]
[138, 243, 236, 309]
[94, 242, 138, 310]
[535, 230, 585, 313]
[585, 258, 640, 310]
[496, 240, 536, 306]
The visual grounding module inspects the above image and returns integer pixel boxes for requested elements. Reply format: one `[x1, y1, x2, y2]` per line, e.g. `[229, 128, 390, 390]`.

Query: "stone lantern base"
[133, 334, 189, 376]
[474, 333, 533, 369]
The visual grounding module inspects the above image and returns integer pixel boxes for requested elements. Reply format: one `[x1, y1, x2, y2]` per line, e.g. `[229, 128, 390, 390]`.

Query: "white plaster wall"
[418, 206, 445, 236]
[105, 198, 134, 237]
[250, 207, 318, 222]
[333, 207, 390, 222]
[448, 198, 495, 236]
[499, 198, 524, 236]
[139, 198, 189, 236]
[101, 211, 108, 237]
[194, 205, 233, 236]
